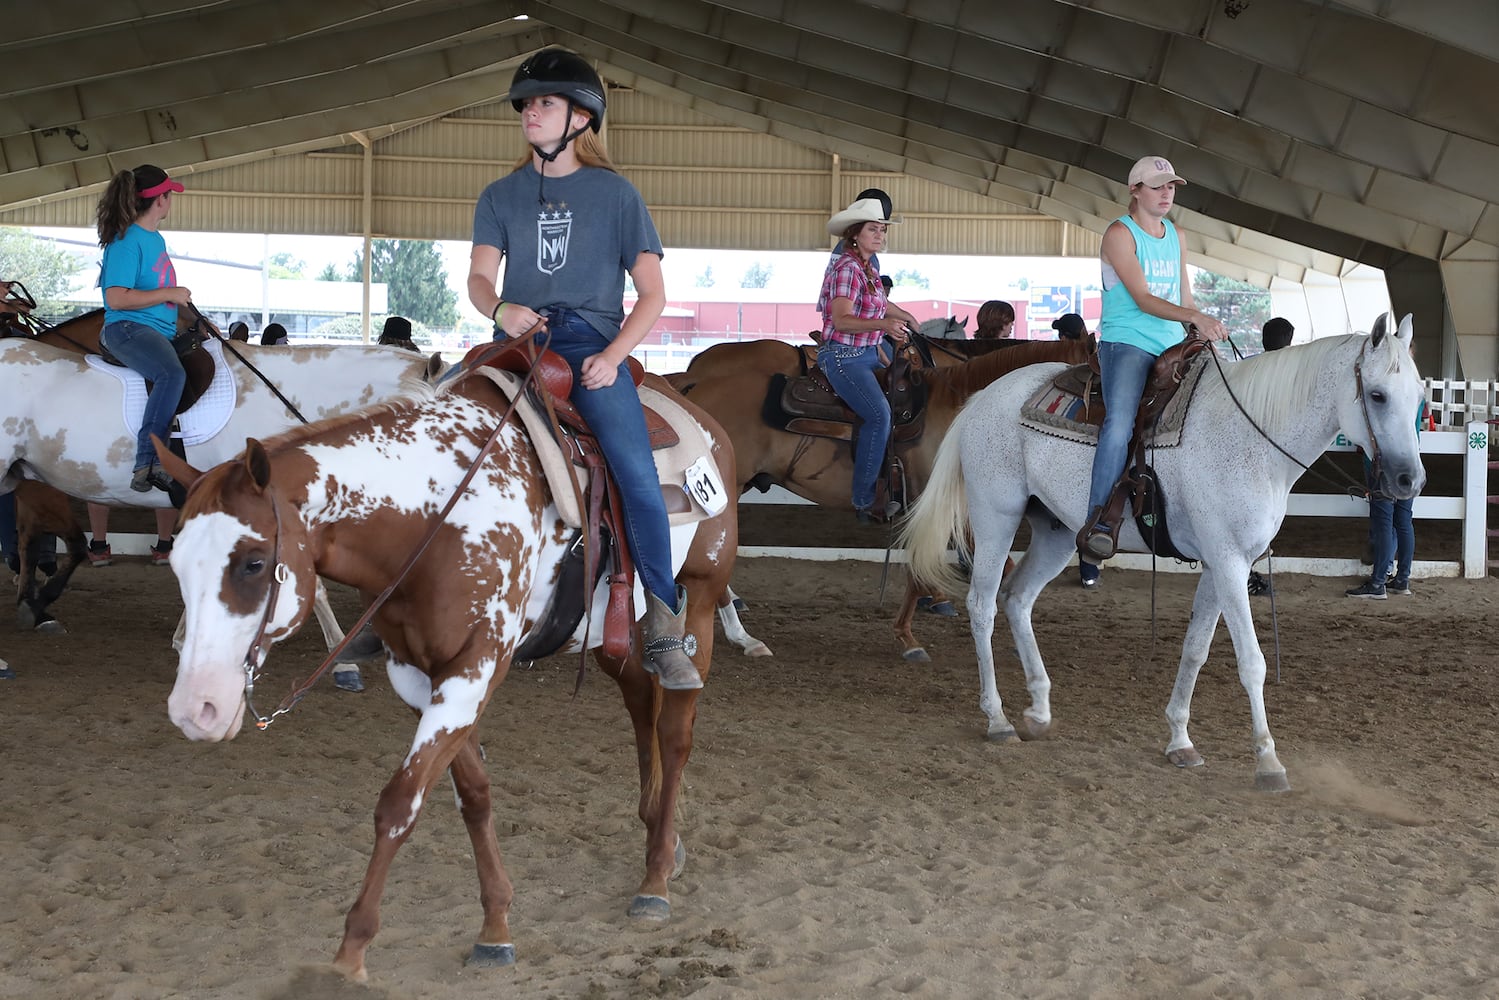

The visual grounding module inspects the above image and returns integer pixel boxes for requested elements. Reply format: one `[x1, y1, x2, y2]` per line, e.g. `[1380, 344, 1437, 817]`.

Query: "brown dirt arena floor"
[2, 445, 1497, 999]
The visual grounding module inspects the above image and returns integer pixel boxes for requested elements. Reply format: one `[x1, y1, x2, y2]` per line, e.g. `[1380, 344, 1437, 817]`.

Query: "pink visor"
[139, 176, 185, 199]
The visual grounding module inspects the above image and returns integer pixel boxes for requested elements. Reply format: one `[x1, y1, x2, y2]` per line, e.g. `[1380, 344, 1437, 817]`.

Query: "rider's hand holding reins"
[493, 300, 546, 340]
[1186, 313, 1229, 341]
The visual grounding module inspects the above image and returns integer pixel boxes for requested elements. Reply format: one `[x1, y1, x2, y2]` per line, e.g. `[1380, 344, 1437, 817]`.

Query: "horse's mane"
[928, 337, 1094, 400]
[1215, 334, 1363, 439]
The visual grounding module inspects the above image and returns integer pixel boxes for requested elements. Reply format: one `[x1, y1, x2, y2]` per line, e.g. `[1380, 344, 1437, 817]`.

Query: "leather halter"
[224, 322, 550, 730]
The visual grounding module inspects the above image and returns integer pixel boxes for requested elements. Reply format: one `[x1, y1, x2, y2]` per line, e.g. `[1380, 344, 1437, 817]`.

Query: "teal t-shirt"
[100, 224, 177, 337]
[1099, 215, 1184, 356]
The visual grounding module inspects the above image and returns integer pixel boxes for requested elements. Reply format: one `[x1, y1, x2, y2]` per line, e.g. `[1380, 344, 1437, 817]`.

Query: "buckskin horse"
[157, 358, 737, 981]
[668, 336, 1094, 659]
[900, 315, 1426, 791]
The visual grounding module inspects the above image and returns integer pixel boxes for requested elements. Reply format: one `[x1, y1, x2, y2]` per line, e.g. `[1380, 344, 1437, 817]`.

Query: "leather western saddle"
[1072, 334, 1212, 562]
[95, 323, 217, 414]
[761, 342, 929, 517]
[458, 337, 686, 667]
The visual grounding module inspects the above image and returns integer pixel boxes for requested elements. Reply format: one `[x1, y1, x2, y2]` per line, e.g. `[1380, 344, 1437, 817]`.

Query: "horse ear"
[242, 439, 273, 492]
[425, 352, 444, 382]
[1395, 312, 1414, 351]
[151, 435, 203, 490]
[960, 316, 969, 329]
[1369, 312, 1390, 349]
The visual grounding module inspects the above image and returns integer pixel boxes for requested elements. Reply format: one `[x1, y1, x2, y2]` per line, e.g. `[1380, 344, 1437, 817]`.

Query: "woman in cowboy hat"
[816, 196, 918, 523]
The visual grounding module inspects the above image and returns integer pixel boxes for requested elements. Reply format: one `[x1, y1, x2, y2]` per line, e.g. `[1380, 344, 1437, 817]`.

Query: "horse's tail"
[643, 683, 665, 816]
[898, 406, 972, 600]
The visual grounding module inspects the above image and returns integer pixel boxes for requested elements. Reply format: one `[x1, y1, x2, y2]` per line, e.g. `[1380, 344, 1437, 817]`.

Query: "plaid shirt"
[818, 253, 887, 347]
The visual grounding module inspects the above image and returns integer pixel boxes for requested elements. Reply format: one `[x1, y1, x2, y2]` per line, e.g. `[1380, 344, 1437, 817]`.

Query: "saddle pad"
[84, 338, 238, 447]
[1019, 351, 1210, 448]
[468, 367, 721, 530]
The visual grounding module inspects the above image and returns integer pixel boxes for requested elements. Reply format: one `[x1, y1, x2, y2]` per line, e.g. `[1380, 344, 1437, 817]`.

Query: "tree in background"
[1192, 271, 1270, 348]
[345, 239, 458, 329]
[316, 262, 341, 282]
[740, 262, 773, 288]
[0, 228, 87, 317]
[267, 252, 308, 279]
[695, 265, 716, 288]
[890, 268, 929, 289]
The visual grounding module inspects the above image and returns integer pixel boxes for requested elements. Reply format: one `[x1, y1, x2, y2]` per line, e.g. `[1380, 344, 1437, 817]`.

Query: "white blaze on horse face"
[167, 511, 305, 742]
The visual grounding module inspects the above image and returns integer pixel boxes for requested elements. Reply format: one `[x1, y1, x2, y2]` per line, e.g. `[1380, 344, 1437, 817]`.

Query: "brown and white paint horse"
[158, 370, 735, 981]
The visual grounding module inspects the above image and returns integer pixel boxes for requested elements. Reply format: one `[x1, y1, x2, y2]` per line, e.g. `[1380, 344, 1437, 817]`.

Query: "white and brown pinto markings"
[902, 316, 1428, 791]
[158, 371, 735, 982]
[668, 337, 1093, 659]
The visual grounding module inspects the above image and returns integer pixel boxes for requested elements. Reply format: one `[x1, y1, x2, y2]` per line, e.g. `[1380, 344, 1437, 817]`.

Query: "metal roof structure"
[3, 1, 1496, 374]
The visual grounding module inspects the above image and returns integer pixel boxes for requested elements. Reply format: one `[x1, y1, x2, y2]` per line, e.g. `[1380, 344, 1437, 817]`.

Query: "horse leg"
[310, 579, 365, 693]
[1163, 575, 1221, 772]
[332, 678, 487, 980]
[620, 576, 715, 920]
[1204, 566, 1289, 792]
[986, 513, 1072, 742]
[725, 584, 747, 612]
[715, 586, 772, 657]
[894, 576, 930, 662]
[965, 509, 1022, 742]
[448, 730, 516, 967]
[14, 485, 82, 634]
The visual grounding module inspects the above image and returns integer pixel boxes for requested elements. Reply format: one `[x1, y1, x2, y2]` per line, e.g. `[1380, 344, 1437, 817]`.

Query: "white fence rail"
[740, 421, 1493, 580]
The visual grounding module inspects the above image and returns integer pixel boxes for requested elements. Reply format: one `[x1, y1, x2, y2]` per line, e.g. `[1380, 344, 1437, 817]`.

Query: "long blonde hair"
[510, 110, 617, 173]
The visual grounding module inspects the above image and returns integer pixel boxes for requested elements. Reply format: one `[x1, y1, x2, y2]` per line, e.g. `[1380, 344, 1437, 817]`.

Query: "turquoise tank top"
[1099, 215, 1184, 356]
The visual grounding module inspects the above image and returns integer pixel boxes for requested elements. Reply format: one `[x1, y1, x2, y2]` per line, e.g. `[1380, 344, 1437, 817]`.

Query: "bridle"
[223, 322, 550, 730]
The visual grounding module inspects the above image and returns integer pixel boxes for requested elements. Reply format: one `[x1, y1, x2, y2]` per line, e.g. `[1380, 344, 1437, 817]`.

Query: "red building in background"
[638, 289, 1102, 346]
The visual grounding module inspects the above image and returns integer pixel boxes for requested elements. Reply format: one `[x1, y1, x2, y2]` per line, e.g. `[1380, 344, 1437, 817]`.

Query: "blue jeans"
[1369, 494, 1415, 584]
[100, 320, 186, 470]
[525, 309, 676, 605]
[1087, 340, 1160, 514]
[818, 342, 891, 511]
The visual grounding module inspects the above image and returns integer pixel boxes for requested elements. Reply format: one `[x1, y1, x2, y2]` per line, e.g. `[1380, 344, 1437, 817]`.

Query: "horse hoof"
[901, 647, 931, 663]
[926, 601, 959, 618]
[629, 894, 671, 921]
[1166, 747, 1205, 769]
[467, 942, 516, 967]
[986, 727, 1020, 744]
[1255, 770, 1291, 793]
[743, 641, 774, 658]
[1017, 717, 1054, 741]
[34, 619, 66, 635]
[671, 834, 687, 880]
[332, 670, 365, 693]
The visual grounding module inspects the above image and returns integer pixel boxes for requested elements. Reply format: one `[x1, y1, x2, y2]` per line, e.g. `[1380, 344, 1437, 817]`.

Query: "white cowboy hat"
[826, 197, 903, 236]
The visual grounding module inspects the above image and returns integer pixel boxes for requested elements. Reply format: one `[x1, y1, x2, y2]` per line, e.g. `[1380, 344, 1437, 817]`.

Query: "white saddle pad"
[85, 338, 238, 447]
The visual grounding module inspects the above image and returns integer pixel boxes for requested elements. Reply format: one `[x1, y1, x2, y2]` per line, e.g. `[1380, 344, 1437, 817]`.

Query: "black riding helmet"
[509, 48, 606, 131]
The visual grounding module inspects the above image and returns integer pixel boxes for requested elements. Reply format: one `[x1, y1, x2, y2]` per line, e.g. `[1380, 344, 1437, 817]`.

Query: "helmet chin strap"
[530, 101, 593, 203]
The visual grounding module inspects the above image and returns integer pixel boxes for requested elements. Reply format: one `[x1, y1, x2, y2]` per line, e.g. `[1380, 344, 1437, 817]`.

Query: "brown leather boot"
[641, 586, 703, 690]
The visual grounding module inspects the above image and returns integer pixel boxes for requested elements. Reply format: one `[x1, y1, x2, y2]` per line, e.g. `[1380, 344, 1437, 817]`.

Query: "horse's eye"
[1370, 390, 1387, 404]
[242, 558, 265, 577]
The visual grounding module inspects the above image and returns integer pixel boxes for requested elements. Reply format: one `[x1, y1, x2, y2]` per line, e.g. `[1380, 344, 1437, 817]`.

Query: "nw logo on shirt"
[536, 204, 573, 275]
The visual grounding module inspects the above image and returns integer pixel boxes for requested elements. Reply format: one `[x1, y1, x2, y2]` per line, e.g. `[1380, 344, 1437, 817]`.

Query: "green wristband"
[492, 301, 507, 325]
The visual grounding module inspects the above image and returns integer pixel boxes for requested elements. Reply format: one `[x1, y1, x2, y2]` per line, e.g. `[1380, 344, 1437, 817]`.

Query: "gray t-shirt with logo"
[472, 163, 664, 339]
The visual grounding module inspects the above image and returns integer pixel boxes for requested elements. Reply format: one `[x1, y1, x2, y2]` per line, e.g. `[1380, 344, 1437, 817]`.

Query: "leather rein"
[224, 323, 550, 730]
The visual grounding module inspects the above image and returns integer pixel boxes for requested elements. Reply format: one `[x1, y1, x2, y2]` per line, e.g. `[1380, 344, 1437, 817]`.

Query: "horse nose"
[169, 692, 225, 741]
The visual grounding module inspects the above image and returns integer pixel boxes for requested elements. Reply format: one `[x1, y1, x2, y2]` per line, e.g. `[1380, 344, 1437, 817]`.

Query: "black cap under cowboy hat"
[854, 188, 894, 221]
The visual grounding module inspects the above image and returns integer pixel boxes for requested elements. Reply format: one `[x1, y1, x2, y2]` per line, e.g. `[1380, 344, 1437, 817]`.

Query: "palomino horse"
[901, 316, 1427, 790]
[0, 332, 434, 685]
[670, 337, 1093, 659]
[159, 367, 735, 981]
